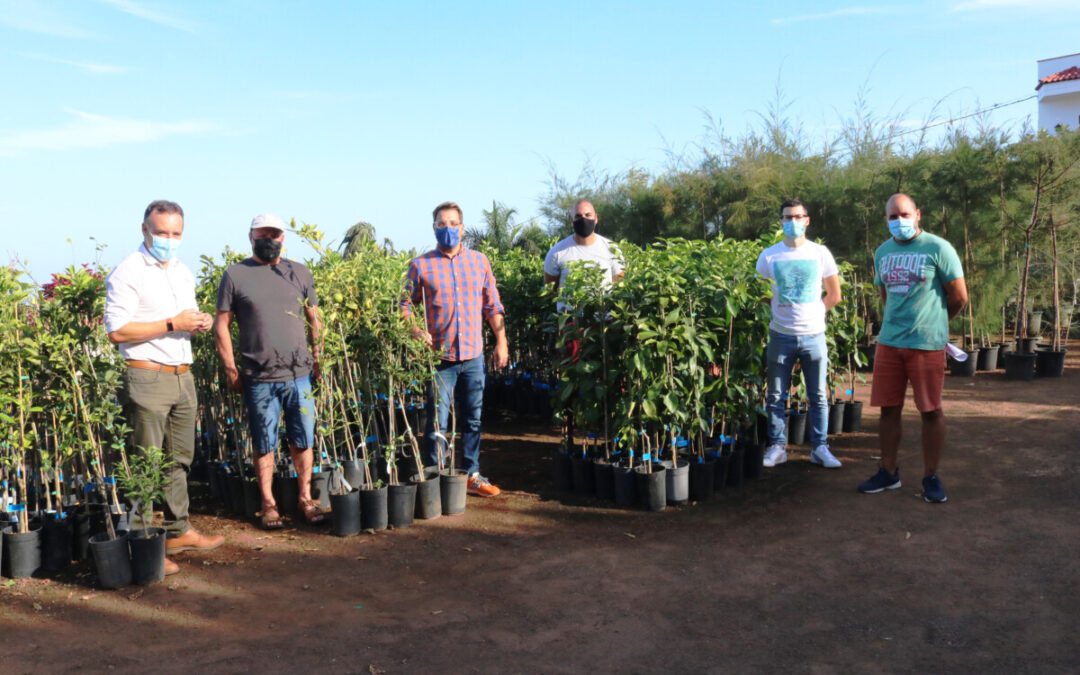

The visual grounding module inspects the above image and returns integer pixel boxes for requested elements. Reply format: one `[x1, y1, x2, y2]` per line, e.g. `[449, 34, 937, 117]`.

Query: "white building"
[1037, 52, 1080, 134]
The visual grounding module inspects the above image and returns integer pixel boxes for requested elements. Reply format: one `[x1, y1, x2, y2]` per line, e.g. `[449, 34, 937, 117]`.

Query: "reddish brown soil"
[3, 345, 1079, 674]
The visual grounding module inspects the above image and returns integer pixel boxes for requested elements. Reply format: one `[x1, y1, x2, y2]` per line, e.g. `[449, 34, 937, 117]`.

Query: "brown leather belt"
[126, 360, 190, 374]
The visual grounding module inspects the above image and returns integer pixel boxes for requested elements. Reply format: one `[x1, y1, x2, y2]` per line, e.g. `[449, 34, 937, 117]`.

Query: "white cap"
[250, 213, 286, 232]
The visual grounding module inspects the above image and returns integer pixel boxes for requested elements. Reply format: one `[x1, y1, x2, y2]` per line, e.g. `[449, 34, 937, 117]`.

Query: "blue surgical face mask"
[782, 219, 806, 239]
[435, 226, 460, 249]
[148, 235, 181, 262]
[888, 217, 918, 241]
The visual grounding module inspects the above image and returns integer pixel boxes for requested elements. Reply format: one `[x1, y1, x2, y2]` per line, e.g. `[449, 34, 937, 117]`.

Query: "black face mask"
[572, 217, 597, 238]
[253, 237, 282, 262]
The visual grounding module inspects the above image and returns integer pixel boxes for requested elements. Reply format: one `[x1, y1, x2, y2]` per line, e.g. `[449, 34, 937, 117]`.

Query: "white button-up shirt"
[104, 244, 198, 366]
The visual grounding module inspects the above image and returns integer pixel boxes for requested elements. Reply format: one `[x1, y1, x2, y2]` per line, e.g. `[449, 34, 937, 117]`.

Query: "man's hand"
[189, 312, 214, 334]
[493, 340, 509, 370]
[412, 326, 433, 348]
[172, 308, 208, 333]
[224, 365, 242, 393]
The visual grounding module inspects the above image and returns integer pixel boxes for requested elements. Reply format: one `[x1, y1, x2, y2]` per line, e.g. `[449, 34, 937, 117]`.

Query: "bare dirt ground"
[3, 345, 1079, 674]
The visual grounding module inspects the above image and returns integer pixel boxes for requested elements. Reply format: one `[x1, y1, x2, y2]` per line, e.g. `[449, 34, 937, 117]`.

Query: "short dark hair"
[779, 199, 807, 217]
[432, 201, 463, 223]
[143, 200, 184, 225]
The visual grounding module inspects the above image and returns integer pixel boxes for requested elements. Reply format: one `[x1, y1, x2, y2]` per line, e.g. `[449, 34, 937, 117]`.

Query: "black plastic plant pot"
[786, 410, 807, 445]
[948, 351, 978, 377]
[388, 483, 417, 529]
[552, 449, 573, 491]
[1020, 337, 1042, 354]
[613, 462, 637, 507]
[42, 515, 73, 572]
[273, 474, 299, 515]
[665, 459, 689, 505]
[330, 489, 361, 537]
[997, 341, 1016, 369]
[208, 462, 222, 502]
[227, 475, 246, 515]
[842, 401, 863, 433]
[593, 460, 615, 501]
[1035, 349, 1066, 378]
[360, 485, 389, 531]
[341, 459, 364, 491]
[89, 530, 132, 589]
[3, 526, 42, 579]
[828, 401, 847, 435]
[242, 478, 261, 519]
[71, 508, 93, 563]
[713, 451, 730, 491]
[977, 345, 1000, 371]
[440, 470, 468, 516]
[634, 464, 666, 512]
[742, 442, 763, 480]
[410, 467, 442, 520]
[570, 454, 595, 496]
[726, 444, 745, 488]
[688, 456, 716, 501]
[310, 471, 331, 511]
[129, 527, 166, 585]
[1004, 352, 1037, 381]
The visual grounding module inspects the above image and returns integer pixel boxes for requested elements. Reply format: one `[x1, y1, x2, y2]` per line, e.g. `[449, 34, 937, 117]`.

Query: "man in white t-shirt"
[543, 199, 624, 309]
[543, 199, 624, 444]
[755, 198, 843, 470]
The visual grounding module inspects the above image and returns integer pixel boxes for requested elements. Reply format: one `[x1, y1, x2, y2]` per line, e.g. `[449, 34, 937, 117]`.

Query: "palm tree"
[464, 201, 522, 252]
[339, 221, 377, 259]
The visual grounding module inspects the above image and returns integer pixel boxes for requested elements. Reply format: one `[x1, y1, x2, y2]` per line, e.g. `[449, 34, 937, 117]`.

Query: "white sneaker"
[810, 445, 842, 469]
[762, 445, 788, 468]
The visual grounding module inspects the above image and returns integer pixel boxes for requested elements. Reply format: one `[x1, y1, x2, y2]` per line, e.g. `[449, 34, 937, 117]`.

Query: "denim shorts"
[244, 374, 316, 455]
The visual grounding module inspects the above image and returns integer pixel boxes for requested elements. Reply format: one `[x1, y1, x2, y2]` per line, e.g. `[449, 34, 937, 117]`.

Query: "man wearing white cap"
[213, 214, 324, 528]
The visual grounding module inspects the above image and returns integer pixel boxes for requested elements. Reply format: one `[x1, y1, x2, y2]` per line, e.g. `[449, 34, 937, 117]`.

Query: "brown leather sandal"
[298, 498, 326, 525]
[257, 501, 285, 530]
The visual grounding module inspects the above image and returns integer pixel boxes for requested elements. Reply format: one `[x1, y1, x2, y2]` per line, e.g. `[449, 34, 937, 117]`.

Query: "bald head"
[572, 200, 596, 221]
[886, 193, 917, 219]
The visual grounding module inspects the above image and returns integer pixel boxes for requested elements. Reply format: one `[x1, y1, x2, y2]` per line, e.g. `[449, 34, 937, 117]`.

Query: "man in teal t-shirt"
[858, 193, 968, 503]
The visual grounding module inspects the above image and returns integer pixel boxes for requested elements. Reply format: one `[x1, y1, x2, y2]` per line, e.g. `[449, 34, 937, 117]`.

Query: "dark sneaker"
[858, 467, 901, 494]
[922, 475, 948, 503]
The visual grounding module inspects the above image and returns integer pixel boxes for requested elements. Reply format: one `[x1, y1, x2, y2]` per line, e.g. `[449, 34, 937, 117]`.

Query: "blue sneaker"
[858, 467, 901, 494]
[922, 475, 947, 503]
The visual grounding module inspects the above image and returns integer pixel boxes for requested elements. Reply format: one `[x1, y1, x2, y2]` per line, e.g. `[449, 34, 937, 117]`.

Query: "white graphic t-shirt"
[755, 240, 838, 336]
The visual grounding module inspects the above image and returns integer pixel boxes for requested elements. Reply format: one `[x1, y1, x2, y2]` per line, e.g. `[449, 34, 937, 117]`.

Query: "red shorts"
[870, 343, 946, 413]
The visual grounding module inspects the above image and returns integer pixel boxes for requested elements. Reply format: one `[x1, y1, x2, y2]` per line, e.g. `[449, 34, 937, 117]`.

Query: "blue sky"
[2, 0, 1079, 283]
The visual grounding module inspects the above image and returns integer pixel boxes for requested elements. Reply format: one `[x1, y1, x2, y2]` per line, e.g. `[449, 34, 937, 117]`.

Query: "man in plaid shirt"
[403, 201, 509, 497]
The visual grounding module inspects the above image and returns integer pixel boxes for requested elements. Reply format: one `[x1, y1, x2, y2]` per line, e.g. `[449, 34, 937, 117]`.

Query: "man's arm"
[822, 275, 842, 311]
[108, 309, 210, 344]
[213, 310, 242, 392]
[304, 304, 322, 381]
[487, 312, 509, 369]
[944, 277, 968, 320]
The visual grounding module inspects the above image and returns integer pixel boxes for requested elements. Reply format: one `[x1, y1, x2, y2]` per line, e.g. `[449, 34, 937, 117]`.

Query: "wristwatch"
[166, 318, 174, 332]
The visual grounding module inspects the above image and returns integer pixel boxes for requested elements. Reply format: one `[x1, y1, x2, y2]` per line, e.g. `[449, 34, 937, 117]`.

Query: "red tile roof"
[1037, 65, 1080, 90]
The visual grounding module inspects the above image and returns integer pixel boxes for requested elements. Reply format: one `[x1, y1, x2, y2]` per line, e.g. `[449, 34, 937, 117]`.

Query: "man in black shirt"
[214, 213, 324, 528]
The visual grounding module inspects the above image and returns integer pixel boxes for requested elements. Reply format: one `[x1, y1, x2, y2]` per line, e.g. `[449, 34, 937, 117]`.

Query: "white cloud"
[0, 0, 98, 38]
[770, 6, 904, 25]
[951, 0, 1079, 11]
[21, 53, 132, 75]
[0, 109, 217, 156]
[95, 0, 197, 32]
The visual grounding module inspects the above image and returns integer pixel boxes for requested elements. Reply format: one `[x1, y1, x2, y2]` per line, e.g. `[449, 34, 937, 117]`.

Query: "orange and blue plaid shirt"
[403, 246, 505, 362]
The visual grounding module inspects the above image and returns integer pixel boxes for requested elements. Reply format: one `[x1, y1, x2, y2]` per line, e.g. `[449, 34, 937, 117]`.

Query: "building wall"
[1038, 53, 1080, 134]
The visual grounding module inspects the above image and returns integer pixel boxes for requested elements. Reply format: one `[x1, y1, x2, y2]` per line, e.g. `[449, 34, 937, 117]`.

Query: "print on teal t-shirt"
[874, 232, 963, 351]
[774, 259, 819, 304]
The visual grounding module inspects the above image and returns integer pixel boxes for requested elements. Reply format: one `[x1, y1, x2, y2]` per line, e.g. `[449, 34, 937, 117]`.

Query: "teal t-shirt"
[874, 232, 963, 351]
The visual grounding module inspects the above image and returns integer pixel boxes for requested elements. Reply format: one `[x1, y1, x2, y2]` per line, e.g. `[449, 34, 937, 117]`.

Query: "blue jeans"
[424, 356, 485, 475]
[244, 374, 316, 455]
[765, 330, 829, 448]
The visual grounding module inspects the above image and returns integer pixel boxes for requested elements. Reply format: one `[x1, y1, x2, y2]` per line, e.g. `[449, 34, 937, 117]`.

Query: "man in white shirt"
[543, 199, 624, 310]
[755, 198, 843, 470]
[104, 200, 223, 575]
[543, 199, 624, 445]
